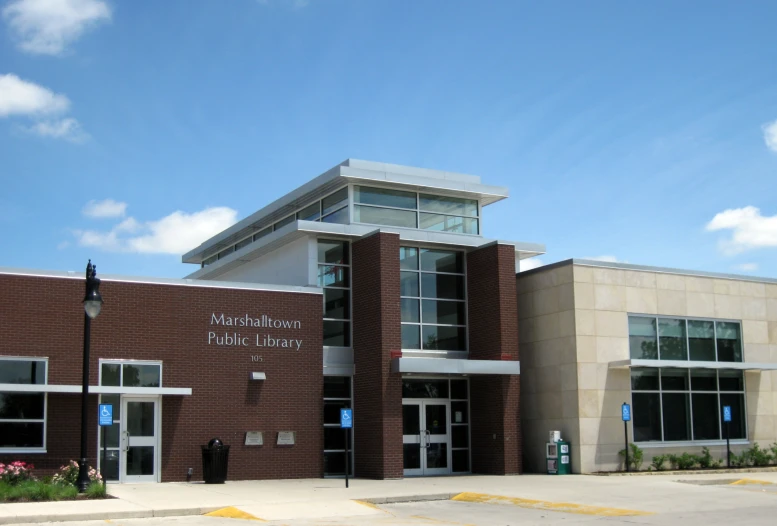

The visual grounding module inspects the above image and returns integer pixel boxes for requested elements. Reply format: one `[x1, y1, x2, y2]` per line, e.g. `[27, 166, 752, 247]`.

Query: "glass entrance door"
[120, 397, 159, 483]
[402, 401, 450, 476]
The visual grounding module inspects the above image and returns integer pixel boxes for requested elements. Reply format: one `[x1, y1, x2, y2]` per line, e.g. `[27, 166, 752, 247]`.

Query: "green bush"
[651, 455, 667, 471]
[86, 481, 107, 499]
[0, 480, 78, 503]
[675, 452, 699, 470]
[698, 447, 713, 468]
[748, 443, 773, 466]
[617, 443, 644, 471]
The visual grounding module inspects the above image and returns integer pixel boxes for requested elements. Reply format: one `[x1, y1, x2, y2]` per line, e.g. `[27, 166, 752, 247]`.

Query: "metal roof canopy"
[609, 359, 777, 371]
[391, 357, 520, 375]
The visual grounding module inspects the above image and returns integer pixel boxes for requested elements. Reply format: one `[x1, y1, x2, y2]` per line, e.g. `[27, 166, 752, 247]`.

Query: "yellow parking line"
[730, 478, 773, 486]
[353, 500, 383, 510]
[204, 506, 266, 521]
[452, 492, 653, 517]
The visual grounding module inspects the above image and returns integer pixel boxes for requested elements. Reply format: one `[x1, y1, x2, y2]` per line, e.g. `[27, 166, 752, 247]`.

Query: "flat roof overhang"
[0, 384, 192, 395]
[391, 357, 520, 375]
[182, 159, 510, 263]
[608, 359, 777, 371]
[186, 220, 545, 280]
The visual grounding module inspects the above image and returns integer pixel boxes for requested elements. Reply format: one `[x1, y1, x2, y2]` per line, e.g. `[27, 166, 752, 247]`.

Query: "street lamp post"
[78, 260, 104, 492]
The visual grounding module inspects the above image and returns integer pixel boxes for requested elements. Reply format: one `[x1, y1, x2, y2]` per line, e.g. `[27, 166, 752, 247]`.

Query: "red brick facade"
[351, 232, 404, 479]
[0, 272, 323, 482]
[466, 243, 522, 475]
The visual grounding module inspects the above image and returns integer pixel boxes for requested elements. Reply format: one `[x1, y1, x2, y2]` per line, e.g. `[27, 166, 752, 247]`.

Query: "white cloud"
[2, 0, 111, 55]
[0, 73, 70, 117]
[519, 258, 544, 271]
[74, 206, 239, 255]
[82, 198, 127, 218]
[26, 117, 87, 142]
[706, 206, 777, 255]
[733, 263, 758, 272]
[763, 119, 777, 153]
[583, 255, 628, 263]
[0, 73, 87, 142]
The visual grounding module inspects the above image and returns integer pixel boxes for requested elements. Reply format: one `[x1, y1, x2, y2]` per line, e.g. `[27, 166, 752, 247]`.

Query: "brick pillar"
[466, 242, 522, 475]
[351, 231, 403, 479]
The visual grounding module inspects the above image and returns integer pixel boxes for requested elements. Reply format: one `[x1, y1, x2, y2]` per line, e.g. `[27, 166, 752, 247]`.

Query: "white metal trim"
[0, 383, 192, 395]
[392, 358, 520, 375]
[609, 359, 777, 370]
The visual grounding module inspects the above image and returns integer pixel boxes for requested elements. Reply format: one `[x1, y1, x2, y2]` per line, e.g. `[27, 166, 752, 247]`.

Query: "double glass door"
[99, 396, 160, 483]
[403, 401, 450, 476]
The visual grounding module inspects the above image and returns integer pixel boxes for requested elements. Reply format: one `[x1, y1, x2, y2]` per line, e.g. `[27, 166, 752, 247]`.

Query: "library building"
[1, 159, 775, 482]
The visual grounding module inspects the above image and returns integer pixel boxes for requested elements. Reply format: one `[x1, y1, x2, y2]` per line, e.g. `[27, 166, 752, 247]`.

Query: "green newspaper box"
[546, 440, 571, 475]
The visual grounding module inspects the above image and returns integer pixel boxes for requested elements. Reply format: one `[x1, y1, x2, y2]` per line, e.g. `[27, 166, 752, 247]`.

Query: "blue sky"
[0, 0, 775, 279]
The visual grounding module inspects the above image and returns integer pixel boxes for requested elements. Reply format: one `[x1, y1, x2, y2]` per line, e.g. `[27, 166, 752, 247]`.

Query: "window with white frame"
[0, 358, 47, 450]
[400, 247, 467, 351]
[100, 361, 162, 387]
[318, 239, 350, 347]
[353, 186, 479, 235]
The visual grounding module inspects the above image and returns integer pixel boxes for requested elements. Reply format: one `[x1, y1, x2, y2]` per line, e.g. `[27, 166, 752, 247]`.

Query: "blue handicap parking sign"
[723, 406, 732, 423]
[340, 408, 353, 429]
[99, 404, 113, 426]
[621, 403, 631, 422]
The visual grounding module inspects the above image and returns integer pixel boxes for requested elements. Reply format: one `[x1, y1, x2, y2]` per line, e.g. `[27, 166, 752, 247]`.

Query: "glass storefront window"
[353, 186, 480, 234]
[0, 358, 47, 451]
[319, 240, 351, 347]
[323, 376, 352, 476]
[400, 247, 466, 352]
[631, 368, 746, 443]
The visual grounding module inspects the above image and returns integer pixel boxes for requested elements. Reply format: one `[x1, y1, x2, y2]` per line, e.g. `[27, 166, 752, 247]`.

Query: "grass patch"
[86, 481, 107, 499]
[0, 480, 81, 503]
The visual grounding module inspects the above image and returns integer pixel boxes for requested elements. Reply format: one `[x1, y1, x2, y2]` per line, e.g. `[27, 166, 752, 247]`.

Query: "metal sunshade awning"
[391, 358, 520, 375]
[608, 359, 777, 371]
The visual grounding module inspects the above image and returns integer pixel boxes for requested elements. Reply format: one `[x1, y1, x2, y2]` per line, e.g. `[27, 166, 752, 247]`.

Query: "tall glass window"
[354, 185, 479, 234]
[400, 247, 466, 351]
[630, 368, 746, 442]
[628, 316, 743, 363]
[0, 358, 47, 451]
[202, 187, 349, 267]
[323, 376, 352, 476]
[318, 239, 350, 347]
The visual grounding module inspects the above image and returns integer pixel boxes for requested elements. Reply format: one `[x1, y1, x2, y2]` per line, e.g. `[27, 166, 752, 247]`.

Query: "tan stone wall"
[516, 262, 579, 473]
[572, 264, 777, 472]
[518, 261, 777, 474]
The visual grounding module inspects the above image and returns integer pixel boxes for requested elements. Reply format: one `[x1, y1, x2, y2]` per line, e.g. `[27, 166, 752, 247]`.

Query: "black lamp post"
[78, 260, 104, 492]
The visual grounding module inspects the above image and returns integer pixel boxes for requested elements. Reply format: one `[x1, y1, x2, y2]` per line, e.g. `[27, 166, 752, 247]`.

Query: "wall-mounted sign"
[98, 404, 113, 427]
[277, 431, 295, 445]
[245, 432, 263, 446]
[208, 313, 304, 349]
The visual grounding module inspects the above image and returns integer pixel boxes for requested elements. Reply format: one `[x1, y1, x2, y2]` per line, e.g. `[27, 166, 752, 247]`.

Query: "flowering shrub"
[52, 460, 102, 487]
[0, 461, 36, 485]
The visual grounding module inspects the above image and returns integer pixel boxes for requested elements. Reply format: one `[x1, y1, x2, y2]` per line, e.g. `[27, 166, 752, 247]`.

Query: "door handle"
[123, 431, 131, 452]
[419, 431, 427, 448]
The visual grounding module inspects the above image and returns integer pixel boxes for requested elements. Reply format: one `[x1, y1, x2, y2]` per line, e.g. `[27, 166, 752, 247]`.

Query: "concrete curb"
[0, 506, 218, 525]
[591, 466, 777, 476]
[357, 493, 459, 504]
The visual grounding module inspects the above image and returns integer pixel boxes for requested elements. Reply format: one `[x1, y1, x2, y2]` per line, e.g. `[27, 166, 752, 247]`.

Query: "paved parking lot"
[13, 474, 777, 526]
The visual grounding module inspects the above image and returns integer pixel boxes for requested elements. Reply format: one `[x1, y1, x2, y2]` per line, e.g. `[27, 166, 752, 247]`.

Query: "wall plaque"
[277, 431, 295, 445]
[245, 431, 263, 446]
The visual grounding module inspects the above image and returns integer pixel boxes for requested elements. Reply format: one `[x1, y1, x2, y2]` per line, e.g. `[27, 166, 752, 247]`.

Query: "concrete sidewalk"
[1, 471, 777, 524]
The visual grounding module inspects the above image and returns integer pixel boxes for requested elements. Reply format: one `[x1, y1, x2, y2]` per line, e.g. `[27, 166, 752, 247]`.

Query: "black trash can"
[201, 438, 229, 484]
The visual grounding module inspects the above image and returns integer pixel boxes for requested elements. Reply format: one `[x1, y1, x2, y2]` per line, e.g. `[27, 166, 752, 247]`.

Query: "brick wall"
[351, 232, 404, 479]
[466, 243, 522, 475]
[0, 273, 323, 481]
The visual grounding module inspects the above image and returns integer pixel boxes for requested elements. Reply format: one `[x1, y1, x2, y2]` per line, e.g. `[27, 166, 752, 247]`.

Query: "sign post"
[98, 404, 113, 488]
[340, 408, 352, 488]
[723, 405, 732, 468]
[621, 403, 631, 472]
